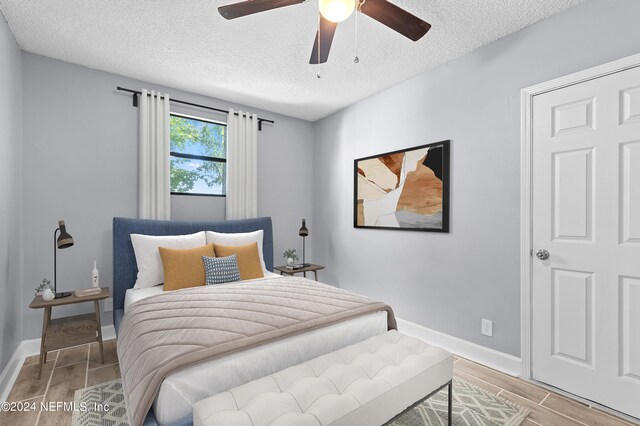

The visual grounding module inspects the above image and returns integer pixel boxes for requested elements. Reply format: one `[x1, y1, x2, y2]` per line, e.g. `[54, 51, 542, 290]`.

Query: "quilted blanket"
[117, 276, 396, 426]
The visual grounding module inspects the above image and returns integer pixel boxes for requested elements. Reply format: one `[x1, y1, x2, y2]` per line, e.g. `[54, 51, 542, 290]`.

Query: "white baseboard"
[0, 342, 29, 403]
[397, 318, 521, 377]
[0, 325, 116, 402]
[2, 321, 520, 401]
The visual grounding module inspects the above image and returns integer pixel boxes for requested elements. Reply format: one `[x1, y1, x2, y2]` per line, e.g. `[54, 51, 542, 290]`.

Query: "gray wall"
[312, 0, 640, 356]
[20, 53, 314, 339]
[10, 0, 640, 356]
[0, 13, 23, 372]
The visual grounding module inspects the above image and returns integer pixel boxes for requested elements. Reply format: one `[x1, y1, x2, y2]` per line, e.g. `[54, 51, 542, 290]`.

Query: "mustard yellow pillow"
[214, 242, 264, 281]
[159, 243, 215, 291]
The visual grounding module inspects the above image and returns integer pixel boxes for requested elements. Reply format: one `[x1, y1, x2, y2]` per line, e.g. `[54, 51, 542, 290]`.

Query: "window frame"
[169, 112, 227, 198]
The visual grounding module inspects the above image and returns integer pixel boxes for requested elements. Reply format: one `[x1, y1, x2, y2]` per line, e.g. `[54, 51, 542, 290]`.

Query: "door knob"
[536, 249, 550, 260]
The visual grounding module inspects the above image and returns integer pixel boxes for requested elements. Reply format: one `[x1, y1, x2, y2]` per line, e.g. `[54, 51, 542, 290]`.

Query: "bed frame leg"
[448, 380, 452, 426]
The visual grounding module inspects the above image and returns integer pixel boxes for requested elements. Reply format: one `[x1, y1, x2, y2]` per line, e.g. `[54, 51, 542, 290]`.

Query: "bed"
[112, 217, 393, 426]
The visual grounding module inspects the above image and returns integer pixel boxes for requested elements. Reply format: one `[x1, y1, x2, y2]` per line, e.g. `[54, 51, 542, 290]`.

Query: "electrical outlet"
[481, 319, 493, 337]
[103, 297, 113, 312]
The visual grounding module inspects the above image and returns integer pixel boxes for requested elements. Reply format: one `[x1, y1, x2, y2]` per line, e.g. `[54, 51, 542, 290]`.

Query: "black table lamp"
[299, 219, 309, 267]
[54, 220, 74, 298]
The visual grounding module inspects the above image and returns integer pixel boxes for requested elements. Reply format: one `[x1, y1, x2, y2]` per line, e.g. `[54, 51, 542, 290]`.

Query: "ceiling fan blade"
[360, 0, 431, 41]
[309, 16, 338, 64]
[218, 0, 305, 20]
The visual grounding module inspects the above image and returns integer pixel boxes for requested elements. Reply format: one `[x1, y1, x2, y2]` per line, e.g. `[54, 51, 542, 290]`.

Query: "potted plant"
[283, 249, 298, 265]
[35, 278, 55, 301]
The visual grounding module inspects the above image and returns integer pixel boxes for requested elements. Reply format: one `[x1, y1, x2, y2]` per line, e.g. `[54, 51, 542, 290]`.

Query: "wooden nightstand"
[274, 264, 325, 281]
[29, 287, 110, 379]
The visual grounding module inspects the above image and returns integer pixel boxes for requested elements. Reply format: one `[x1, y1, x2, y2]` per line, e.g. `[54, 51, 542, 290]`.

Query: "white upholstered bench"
[193, 330, 453, 426]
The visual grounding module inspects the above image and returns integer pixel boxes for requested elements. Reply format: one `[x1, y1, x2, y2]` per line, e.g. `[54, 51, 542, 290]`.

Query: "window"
[170, 114, 226, 196]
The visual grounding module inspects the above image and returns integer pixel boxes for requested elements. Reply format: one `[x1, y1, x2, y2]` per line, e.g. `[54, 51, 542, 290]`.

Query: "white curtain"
[138, 89, 171, 220]
[226, 108, 258, 220]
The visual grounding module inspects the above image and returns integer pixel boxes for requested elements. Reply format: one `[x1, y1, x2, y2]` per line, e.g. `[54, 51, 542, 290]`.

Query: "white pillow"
[131, 231, 206, 289]
[206, 230, 267, 273]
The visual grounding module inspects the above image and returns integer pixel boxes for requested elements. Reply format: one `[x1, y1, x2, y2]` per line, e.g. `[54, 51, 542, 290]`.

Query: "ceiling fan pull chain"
[354, 0, 365, 63]
[317, 0, 322, 78]
[354, 5, 359, 63]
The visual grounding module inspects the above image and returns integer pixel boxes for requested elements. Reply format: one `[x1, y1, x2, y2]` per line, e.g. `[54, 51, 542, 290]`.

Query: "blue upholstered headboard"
[112, 216, 274, 332]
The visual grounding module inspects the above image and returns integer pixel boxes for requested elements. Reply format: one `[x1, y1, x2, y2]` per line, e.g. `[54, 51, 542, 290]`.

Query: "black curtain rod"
[116, 86, 274, 131]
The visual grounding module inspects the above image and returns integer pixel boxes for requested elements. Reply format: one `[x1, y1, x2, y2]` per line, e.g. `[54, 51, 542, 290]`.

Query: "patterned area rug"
[71, 380, 127, 426]
[390, 378, 530, 426]
[72, 377, 529, 426]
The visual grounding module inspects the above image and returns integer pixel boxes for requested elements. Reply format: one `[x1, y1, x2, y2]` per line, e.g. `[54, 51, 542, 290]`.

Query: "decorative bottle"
[91, 261, 99, 288]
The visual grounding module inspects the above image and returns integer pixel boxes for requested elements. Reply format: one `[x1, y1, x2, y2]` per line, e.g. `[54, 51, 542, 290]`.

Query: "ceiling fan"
[218, 0, 431, 64]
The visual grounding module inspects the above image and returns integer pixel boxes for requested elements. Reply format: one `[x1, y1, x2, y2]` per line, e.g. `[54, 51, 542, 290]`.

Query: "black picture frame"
[353, 140, 450, 233]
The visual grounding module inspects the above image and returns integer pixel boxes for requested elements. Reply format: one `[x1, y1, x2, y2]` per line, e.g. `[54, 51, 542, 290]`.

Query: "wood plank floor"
[452, 357, 639, 426]
[1, 341, 638, 425]
[1, 340, 119, 426]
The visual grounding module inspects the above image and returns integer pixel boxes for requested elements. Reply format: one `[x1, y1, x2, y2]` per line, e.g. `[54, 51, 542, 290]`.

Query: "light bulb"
[319, 0, 355, 23]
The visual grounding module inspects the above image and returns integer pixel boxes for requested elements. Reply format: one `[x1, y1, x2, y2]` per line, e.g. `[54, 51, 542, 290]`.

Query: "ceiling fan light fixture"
[319, 0, 355, 23]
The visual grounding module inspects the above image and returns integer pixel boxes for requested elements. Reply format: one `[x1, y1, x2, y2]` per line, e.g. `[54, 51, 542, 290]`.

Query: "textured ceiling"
[0, 0, 584, 121]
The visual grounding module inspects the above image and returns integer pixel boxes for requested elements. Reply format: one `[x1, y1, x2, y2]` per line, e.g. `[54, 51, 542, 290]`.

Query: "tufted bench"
[193, 330, 453, 426]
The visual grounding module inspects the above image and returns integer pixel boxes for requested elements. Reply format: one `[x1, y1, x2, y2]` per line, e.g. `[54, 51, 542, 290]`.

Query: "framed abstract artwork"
[354, 140, 450, 232]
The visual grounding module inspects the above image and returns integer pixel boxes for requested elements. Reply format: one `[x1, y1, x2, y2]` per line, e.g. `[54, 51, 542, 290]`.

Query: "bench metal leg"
[448, 380, 452, 426]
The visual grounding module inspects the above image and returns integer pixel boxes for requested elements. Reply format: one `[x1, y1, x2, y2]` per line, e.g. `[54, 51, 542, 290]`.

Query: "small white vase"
[42, 288, 55, 302]
[287, 257, 294, 265]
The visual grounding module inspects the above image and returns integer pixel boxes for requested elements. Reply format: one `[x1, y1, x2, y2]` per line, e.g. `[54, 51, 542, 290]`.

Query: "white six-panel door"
[531, 65, 640, 418]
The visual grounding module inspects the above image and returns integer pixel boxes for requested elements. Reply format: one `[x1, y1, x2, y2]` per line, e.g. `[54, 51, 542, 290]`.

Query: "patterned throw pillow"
[202, 255, 241, 285]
